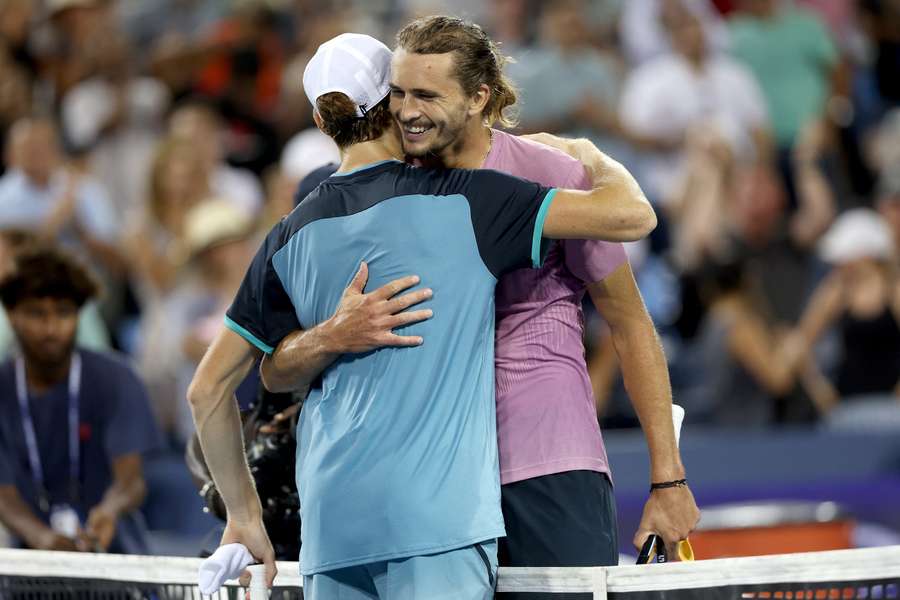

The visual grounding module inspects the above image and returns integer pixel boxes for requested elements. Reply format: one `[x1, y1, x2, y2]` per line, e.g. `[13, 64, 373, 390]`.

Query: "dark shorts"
[497, 470, 618, 600]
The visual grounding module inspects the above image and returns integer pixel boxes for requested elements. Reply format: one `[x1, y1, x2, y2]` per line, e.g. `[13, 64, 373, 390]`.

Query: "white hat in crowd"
[818, 208, 896, 264]
[302, 33, 392, 118]
[184, 198, 253, 259]
[280, 128, 341, 183]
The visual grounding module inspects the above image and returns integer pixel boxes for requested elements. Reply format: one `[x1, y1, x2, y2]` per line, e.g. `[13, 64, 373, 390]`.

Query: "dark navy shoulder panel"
[283, 161, 552, 278]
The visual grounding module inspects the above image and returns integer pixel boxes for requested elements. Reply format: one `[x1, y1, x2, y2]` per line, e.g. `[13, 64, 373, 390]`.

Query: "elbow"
[760, 371, 796, 397]
[622, 202, 657, 242]
[259, 357, 293, 394]
[186, 377, 216, 411]
[641, 203, 658, 238]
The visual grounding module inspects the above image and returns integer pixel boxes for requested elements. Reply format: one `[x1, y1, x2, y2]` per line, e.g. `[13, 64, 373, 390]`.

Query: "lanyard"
[14, 353, 82, 510]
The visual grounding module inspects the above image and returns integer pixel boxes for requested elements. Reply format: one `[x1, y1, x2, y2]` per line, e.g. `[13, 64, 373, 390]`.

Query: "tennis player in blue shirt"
[187, 33, 655, 599]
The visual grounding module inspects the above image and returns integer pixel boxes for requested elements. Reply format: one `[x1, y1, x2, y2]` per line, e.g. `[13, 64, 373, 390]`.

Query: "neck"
[338, 126, 404, 174]
[684, 51, 706, 71]
[24, 354, 72, 394]
[442, 123, 492, 169]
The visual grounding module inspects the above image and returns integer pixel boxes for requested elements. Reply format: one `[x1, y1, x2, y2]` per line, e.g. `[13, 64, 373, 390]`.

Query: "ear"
[313, 111, 325, 132]
[467, 83, 491, 118]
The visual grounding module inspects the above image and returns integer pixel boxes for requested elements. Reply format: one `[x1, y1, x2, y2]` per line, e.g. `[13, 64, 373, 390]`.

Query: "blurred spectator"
[262, 127, 339, 224]
[60, 33, 170, 224]
[619, 0, 729, 65]
[0, 118, 121, 272]
[509, 0, 628, 158]
[680, 258, 814, 426]
[38, 0, 116, 102]
[168, 101, 263, 217]
[279, 127, 339, 186]
[125, 138, 212, 297]
[728, 0, 839, 152]
[0, 0, 37, 73]
[0, 46, 31, 176]
[877, 175, 900, 252]
[0, 245, 159, 553]
[190, 5, 285, 174]
[618, 0, 771, 206]
[856, 0, 900, 111]
[670, 118, 835, 337]
[138, 198, 257, 446]
[486, 0, 535, 54]
[800, 209, 900, 410]
[117, 0, 225, 53]
[0, 229, 109, 363]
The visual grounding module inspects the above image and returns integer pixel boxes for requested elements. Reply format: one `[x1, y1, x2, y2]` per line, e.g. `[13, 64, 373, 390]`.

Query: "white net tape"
[1, 546, 899, 599]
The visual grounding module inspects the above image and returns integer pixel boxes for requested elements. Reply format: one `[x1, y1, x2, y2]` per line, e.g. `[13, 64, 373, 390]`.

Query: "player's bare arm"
[587, 263, 700, 558]
[186, 328, 276, 587]
[543, 161, 656, 242]
[260, 261, 433, 393]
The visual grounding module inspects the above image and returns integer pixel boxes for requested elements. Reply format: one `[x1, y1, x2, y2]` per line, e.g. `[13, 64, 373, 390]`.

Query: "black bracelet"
[650, 478, 687, 493]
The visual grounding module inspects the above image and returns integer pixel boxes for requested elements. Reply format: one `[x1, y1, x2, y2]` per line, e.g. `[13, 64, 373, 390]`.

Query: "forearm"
[791, 159, 835, 247]
[96, 474, 145, 517]
[260, 322, 341, 393]
[190, 387, 260, 522]
[187, 336, 262, 523]
[0, 486, 55, 549]
[612, 322, 683, 481]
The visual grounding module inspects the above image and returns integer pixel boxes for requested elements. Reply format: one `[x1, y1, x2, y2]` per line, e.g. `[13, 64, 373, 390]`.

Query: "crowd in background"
[0, 0, 898, 453]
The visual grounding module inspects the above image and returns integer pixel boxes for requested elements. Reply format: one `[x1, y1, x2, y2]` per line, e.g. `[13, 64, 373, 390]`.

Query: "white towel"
[198, 543, 254, 595]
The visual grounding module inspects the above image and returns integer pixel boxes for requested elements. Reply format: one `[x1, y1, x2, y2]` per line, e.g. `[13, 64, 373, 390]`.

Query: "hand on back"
[325, 261, 433, 354]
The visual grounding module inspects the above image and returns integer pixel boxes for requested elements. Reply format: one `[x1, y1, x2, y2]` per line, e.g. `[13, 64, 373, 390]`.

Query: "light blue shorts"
[303, 539, 498, 600]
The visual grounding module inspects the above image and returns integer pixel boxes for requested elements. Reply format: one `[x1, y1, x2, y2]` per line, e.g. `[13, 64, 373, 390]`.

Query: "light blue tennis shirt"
[225, 160, 556, 574]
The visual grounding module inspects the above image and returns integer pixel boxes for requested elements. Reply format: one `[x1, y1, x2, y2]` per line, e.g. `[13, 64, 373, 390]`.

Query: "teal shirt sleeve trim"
[531, 188, 558, 268]
[224, 316, 274, 354]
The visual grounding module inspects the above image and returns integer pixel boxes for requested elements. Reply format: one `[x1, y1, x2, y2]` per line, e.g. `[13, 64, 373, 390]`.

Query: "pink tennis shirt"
[483, 130, 628, 485]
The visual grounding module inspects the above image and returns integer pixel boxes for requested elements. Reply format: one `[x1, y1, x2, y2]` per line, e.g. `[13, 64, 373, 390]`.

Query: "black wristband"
[649, 478, 687, 493]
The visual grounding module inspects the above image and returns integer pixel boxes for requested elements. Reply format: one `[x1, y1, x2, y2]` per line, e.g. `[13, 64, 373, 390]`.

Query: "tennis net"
[1, 546, 898, 599]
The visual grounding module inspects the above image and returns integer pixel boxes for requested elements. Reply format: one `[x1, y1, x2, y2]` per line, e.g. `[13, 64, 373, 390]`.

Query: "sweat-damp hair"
[315, 93, 393, 149]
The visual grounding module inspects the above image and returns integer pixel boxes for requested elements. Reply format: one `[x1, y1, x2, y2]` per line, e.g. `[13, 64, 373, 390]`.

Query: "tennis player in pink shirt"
[262, 16, 699, 596]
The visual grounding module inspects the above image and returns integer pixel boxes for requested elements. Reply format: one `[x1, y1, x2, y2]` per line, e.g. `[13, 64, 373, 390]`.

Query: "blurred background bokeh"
[0, 0, 898, 558]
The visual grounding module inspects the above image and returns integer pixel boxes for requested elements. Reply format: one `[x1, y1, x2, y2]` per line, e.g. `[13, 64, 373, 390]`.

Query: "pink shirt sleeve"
[561, 162, 629, 284]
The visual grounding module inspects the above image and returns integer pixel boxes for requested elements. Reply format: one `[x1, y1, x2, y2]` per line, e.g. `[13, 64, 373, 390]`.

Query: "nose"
[398, 95, 422, 123]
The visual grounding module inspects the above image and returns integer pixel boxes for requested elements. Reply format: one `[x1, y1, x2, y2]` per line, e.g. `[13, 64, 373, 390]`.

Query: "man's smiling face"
[389, 49, 472, 160]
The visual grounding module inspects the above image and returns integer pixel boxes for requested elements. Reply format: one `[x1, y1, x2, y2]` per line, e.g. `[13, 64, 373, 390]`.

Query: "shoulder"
[711, 55, 759, 85]
[78, 349, 143, 385]
[492, 130, 586, 186]
[0, 171, 23, 194]
[631, 55, 685, 86]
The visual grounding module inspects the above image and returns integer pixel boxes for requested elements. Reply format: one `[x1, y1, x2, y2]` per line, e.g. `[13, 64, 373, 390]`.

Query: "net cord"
[1, 546, 899, 597]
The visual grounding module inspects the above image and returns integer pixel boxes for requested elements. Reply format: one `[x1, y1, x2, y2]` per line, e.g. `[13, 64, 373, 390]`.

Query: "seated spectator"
[168, 101, 264, 217]
[619, 0, 729, 65]
[0, 229, 109, 363]
[60, 31, 170, 226]
[508, 0, 630, 159]
[728, 0, 838, 153]
[261, 127, 339, 224]
[680, 258, 813, 426]
[137, 198, 257, 446]
[0, 245, 160, 553]
[0, 118, 120, 270]
[619, 0, 771, 205]
[800, 209, 900, 409]
[126, 138, 212, 296]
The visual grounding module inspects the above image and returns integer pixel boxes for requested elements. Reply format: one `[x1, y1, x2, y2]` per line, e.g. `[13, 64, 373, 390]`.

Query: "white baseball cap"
[818, 208, 896, 264]
[302, 33, 392, 118]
